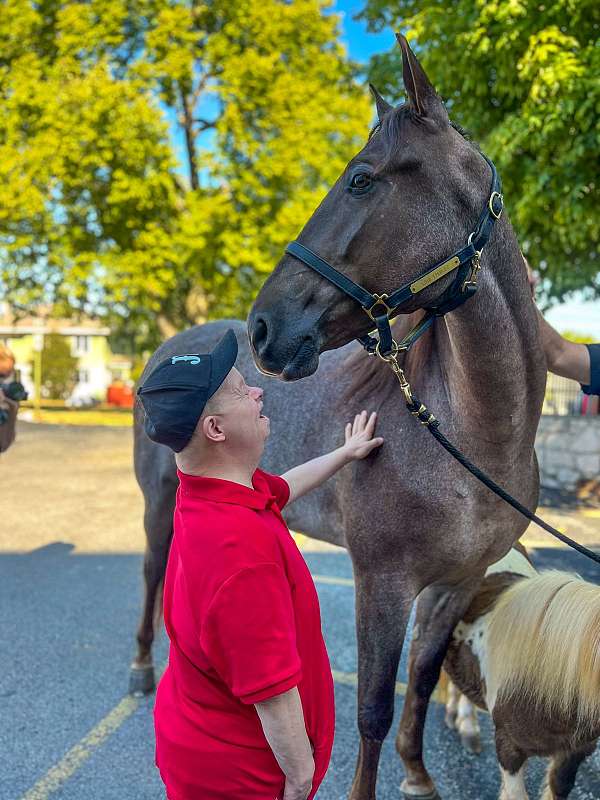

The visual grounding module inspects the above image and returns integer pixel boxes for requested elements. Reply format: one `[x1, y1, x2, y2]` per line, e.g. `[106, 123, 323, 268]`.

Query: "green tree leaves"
[34, 333, 78, 399]
[1, 0, 370, 348]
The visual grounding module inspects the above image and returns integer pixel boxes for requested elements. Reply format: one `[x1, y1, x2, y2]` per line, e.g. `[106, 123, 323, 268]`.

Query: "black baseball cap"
[137, 328, 238, 452]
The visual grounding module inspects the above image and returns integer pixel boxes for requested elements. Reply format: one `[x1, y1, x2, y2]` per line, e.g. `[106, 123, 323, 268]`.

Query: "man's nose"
[250, 386, 263, 401]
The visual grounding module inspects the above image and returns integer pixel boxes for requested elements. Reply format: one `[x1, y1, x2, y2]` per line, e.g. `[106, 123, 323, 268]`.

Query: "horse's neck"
[425, 221, 545, 445]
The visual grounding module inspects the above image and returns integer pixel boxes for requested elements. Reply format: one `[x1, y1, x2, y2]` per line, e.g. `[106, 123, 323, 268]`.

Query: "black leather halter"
[285, 154, 504, 357]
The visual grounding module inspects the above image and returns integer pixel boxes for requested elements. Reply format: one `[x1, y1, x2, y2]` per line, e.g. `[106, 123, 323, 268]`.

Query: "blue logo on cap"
[171, 355, 201, 365]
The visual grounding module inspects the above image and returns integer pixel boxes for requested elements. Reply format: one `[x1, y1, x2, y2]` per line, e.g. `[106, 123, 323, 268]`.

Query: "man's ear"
[201, 414, 226, 444]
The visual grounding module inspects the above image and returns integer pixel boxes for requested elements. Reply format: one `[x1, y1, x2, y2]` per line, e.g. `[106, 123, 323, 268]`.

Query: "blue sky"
[329, 0, 394, 63]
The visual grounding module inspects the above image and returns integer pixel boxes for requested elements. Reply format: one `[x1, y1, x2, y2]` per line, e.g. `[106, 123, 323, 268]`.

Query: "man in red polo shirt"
[137, 329, 383, 800]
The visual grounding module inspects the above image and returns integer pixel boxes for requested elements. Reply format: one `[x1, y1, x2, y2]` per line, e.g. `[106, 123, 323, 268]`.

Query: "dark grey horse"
[132, 36, 545, 800]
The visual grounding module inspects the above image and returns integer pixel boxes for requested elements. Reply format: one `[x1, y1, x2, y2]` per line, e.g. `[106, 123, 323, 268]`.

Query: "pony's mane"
[486, 571, 600, 737]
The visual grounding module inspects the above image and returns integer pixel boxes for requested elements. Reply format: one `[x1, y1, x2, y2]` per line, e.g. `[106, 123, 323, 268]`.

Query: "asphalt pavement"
[2, 423, 600, 800]
[3, 539, 600, 800]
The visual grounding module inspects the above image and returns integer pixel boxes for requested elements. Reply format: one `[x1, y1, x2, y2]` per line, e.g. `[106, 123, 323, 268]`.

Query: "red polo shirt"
[154, 468, 335, 800]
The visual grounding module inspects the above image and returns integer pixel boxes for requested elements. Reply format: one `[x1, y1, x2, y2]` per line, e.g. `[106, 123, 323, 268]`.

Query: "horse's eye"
[349, 172, 372, 192]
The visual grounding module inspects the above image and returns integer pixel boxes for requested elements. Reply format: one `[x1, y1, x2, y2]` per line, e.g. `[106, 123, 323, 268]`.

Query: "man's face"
[206, 367, 270, 456]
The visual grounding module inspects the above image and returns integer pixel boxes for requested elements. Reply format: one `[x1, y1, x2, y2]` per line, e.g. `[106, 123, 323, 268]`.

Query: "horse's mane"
[368, 103, 481, 173]
[486, 571, 600, 736]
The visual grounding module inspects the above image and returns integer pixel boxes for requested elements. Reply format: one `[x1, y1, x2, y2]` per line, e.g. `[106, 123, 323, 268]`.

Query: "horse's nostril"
[251, 316, 269, 355]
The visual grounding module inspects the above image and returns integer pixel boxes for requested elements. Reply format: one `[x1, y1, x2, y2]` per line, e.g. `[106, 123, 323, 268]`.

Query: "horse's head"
[248, 35, 494, 380]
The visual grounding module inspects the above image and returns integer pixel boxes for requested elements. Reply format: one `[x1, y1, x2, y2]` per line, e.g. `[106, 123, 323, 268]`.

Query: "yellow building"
[0, 304, 132, 403]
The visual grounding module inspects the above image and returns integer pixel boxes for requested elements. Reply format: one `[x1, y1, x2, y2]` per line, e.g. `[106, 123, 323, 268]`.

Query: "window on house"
[73, 335, 90, 354]
[77, 369, 90, 384]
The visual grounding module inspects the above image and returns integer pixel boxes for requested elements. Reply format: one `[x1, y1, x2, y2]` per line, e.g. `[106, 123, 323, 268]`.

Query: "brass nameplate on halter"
[410, 256, 460, 294]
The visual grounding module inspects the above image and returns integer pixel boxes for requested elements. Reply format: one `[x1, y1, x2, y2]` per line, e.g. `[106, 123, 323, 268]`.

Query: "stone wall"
[536, 416, 600, 490]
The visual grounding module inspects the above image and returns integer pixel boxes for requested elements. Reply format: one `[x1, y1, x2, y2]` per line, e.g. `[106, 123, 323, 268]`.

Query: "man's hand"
[282, 409, 384, 503]
[282, 775, 314, 800]
[342, 410, 384, 461]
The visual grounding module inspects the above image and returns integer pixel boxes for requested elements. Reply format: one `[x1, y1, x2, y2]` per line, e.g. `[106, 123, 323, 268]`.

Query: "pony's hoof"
[460, 732, 482, 755]
[400, 780, 441, 800]
[129, 663, 155, 696]
[444, 711, 457, 730]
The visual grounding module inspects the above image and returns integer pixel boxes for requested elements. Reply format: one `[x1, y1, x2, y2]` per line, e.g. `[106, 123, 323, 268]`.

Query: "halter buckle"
[488, 191, 503, 220]
[365, 293, 392, 321]
[462, 251, 482, 292]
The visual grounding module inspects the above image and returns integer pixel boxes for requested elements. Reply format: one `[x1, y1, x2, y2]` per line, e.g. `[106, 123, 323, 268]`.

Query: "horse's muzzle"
[248, 309, 320, 381]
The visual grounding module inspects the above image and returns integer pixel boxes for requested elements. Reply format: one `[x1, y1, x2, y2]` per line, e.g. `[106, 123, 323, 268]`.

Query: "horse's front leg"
[348, 568, 414, 800]
[396, 578, 482, 799]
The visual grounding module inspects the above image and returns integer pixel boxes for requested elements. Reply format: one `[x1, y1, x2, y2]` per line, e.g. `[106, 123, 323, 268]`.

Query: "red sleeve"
[200, 563, 302, 704]
[258, 469, 291, 510]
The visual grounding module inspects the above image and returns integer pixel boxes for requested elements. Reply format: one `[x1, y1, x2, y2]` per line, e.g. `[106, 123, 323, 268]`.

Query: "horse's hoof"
[400, 780, 441, 800]
[460, 732, 482, 755]
[401, 791, 440, 800]
[129, 663, 155, 696]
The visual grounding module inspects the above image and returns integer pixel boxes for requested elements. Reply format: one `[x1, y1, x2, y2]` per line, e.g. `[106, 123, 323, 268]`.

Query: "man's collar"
[177, 469, 276, 510]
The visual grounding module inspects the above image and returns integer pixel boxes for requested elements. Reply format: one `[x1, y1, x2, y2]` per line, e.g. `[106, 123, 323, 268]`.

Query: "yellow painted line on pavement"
[292, 533, 307, 548]
[313, 574, 355, 587]
[331, 669, 446, 705]
[18, 566, 443, 800]
[18, 695, 141, 800]
[20, 665, 445, 800]
[582, 508, 600, 519]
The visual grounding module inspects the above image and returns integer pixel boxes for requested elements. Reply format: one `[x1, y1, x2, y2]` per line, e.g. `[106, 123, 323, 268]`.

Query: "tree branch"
[193, 118, 216, 131]
[178, 82, 200, 192]
[157, 314, 179, 340]
[191, 72, 210, 108]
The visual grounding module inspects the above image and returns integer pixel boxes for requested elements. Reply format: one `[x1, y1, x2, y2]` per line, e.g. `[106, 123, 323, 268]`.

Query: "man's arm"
[281, 410, 383, 504]
[255, 687, 314, 800]
[536, 307, 591, 385]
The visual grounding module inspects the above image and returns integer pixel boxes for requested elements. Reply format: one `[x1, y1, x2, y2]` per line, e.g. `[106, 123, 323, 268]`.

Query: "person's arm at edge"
[255, 686, 314, 800]
[281, 410, 384, 504]
[536, 306, 591, 385]
[0, 392, 18, 454]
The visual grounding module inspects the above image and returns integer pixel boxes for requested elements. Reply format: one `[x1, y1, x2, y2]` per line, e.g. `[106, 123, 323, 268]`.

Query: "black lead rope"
[405, 394, 600, 567]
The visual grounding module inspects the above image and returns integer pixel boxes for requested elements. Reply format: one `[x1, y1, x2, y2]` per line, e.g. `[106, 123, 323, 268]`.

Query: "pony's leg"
[540, 741, 596, 800]
[495, 726, 528, 800]
[348, 570, 413, 800]
[444, 679, 459, 730]
[498, 766, 528, 800]
[396, 579, 481, 799]
[456, 693, 482, 754]
[129, 497, 174, 695]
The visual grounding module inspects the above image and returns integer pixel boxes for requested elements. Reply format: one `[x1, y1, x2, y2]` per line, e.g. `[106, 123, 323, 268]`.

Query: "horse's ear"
[396, 33, 447, 122]
[369, 83, 393, 122]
